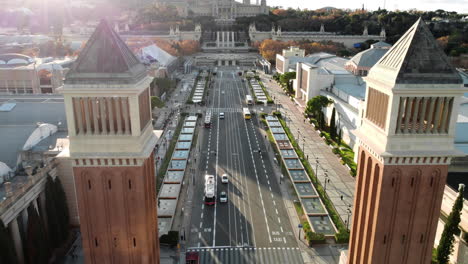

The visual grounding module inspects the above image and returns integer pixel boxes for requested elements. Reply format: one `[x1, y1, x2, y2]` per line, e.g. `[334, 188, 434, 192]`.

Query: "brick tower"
[348, 18, 466, 264]
[60, 20, 159, 263]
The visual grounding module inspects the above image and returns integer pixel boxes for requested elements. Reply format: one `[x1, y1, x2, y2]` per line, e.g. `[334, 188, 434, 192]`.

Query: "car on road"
[219, 191, 227, 203]
[219, 112, 225, 119]
[221, 174, 229, 183]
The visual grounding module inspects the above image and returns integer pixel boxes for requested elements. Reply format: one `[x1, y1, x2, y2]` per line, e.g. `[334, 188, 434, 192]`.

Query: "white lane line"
[283, 237, 286, 244]
[201, 212, 204, 218]
[280, 227, 284, 232]
[269, 186, 272, 191]
[212, 70, 221, 248]
[267, 180, 270, 185]
[273, 200, 276, 206]
[271, 193, 274, 198]
[242, 116, 272, 244]
[275, 209, 278, 215]
[200, 222, 203, 228]
[278, 217, 281, 224]
[202, 204, 205, 210]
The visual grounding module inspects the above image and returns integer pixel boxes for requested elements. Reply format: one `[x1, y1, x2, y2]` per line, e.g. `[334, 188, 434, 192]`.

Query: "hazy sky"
[266, 0, 468, 13]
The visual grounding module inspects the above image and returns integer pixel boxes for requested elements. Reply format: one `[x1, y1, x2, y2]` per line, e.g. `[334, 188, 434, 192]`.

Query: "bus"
[204, 111, 212, 128]
[243, 108, 251, 120]
[246, 95, 253, 105]
[204, 175, 216, 205]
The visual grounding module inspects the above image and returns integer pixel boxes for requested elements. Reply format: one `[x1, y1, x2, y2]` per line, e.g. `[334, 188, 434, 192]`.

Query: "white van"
[219, 112, 225, 119]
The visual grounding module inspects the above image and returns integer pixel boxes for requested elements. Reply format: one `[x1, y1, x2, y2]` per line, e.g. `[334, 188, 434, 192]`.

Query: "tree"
[45, 176, 60, 248]
[26, 206, 50, 264]
[305, 95, 333, 118]
[0, 220, 18, 264]
[330, 107, 336, 140]
[436, 184, 465, 264]
[279, 72, 296, 94]
[54, 177, 70, 245]
[337, 129, 342, 145]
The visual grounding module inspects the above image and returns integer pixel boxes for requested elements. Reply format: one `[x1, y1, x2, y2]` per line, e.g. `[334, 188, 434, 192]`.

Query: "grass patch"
[151, 96, 165, 109]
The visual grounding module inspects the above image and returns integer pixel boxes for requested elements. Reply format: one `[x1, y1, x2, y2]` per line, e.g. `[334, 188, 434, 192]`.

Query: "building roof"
[368, 18, 462, 85]
[0, 53, 35, 67]
[139, 44, 177, 66]
[65, 19, 147, 85]
[347, 43, 390, 68]
[0, 98, 67, 170]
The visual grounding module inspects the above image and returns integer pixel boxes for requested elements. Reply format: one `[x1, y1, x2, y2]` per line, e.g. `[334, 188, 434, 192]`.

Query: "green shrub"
[151, 96, 165, 109]
[335, 231, 350, 244]
[160, 231, 179, 246]
[306, 232, 326, 246]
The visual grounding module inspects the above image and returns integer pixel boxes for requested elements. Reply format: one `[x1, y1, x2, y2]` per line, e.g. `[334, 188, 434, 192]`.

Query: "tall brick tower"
[60, 20, 159, 263]
[348, 18, 466, 264]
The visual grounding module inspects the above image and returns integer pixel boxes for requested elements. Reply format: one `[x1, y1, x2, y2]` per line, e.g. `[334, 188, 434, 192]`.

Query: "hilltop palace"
[156, 0, 268, 19]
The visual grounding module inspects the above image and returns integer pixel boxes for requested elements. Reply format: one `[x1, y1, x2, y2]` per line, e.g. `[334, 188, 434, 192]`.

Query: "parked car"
[221, 174, 229, 183]
[219, 191, 227, 203]
[219, 112, 225, 119]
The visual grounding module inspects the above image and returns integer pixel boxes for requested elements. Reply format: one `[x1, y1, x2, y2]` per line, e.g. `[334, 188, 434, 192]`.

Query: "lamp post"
[324, 173, 330, 192]
[298, 223, 303, 240]
[297, 128, 300, 143]
[302, 136, 305, 153]
[346, 205, 352, 232]
[315, 158, 320, 177]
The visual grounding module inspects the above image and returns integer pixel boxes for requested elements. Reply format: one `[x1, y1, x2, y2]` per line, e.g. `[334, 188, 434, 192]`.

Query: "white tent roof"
[139, 44, 176, 66]
[22, 123, 58, 151]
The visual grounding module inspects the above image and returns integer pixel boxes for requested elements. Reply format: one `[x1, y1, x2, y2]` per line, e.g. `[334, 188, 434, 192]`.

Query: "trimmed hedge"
[160, 231, 179, 247]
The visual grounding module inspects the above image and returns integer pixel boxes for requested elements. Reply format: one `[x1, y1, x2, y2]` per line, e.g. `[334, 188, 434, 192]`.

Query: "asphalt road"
[187, 69, 301, 263]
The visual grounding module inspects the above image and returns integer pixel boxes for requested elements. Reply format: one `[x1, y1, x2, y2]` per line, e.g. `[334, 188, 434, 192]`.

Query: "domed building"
[0, 53, 74, 94]
[345, 41, 392, 76]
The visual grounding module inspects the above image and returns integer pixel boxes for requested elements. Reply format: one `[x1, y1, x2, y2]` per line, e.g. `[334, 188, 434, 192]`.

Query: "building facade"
[0, 54, 73, 94]
[251, 24, 386, 49]
[348, 18, 467, 264]
[60, 20, 160, 263]
[158, 0, 268, 19]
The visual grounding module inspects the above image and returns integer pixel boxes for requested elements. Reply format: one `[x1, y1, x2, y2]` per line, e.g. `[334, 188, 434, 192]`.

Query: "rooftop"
[0, 96, 66, 170]
[368, 18, 462, 85]
[65, 19, 147, 85]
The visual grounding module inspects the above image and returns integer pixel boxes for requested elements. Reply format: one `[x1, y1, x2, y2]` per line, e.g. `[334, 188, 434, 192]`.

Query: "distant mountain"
[315, 7, 339, 12]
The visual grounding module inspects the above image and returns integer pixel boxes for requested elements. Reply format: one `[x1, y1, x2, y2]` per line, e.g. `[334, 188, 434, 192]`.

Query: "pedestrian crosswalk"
[208, 107, 243, 113]
[186, 247, 304, 264]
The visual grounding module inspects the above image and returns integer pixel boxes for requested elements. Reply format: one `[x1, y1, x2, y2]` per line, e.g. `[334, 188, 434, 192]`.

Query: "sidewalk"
[260, 73, 356, 229]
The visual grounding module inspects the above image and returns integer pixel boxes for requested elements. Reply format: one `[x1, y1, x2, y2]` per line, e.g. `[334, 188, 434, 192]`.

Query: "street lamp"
[346, 205, 352, 232]
[315, 158, 320, 177]
[302, 136, 305, 153]
[297, 128, 300, 142]
[324, 173, 330, 193]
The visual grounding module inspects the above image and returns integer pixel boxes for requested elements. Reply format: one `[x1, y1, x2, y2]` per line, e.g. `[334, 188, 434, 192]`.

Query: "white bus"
[204, 111, 212, 128]
[243, 108, 251, 120]
[246, 95, 253, 105]
[204, 175, 216, 205]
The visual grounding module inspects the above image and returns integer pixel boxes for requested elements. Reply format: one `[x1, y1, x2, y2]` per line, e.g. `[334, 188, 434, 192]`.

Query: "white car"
[219, 191, 228, 203]
[219, 112, 225, 119]
[221, 174, 229, 183]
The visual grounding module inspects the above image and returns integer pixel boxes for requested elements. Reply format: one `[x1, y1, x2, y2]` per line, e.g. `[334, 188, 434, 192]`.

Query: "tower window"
[365, 88, 389, 129]
[395, 97, 454, 134]
[133, 238, 137, 247]
[420, 234, 424, 243]
[430, 177, 434, 187]
[383, 235, 387, 244]
[108, 180, 112, 189]
[128, 180, 132, 189]
[95, 238, 99, 247]
[88, 180, 92, 190]
[410, 177, 414, 187]
[391, 178, 395, 187]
